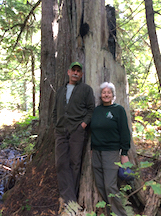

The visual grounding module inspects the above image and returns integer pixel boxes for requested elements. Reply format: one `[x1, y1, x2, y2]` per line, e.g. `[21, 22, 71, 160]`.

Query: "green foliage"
[144, 181, 161, 195]
[0, 0, 41, 113]
[139, 161, 154, 169]
[111, 0, 160, 152]
[115, 161, 133, 169]
[0, 209, 3, 216]
[131, 83, 161, 146]
[86, 212, 97, 216]
[145, 125, 155, 140]
[86, 201, 105, 216]
[1, 115, 38, 155]
[24, 142, 35, 154]
[122, 161, 133, 169]
[113, 0, 154, 87]
[115, 160, 161, 197]
[120, 192, 135, 216]
[134, 122, 144, 138]
[87, 197, 137, 216]
[89, 176, 161, 215]
[108, 193, 120, 198]
[120, 184, 132, 192]
[95, 201, 106, 208]
[21, 199, 31, 211]
[16, 115, 38, 128]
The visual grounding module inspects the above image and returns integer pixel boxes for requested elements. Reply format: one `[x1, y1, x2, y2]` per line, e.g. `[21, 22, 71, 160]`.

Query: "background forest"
[0, 0, 160, 151]
[0, 0, 161, 215]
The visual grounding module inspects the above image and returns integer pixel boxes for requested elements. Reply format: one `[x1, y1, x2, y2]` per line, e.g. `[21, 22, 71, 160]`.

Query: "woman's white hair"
[100, 82, 116, 102]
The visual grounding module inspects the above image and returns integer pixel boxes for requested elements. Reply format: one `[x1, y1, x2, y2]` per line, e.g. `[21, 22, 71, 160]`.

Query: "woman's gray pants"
[92, 149, 127, 216]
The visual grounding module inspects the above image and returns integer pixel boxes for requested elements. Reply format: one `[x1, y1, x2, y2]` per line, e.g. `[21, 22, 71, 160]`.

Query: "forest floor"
[1, 161, 60, 216]
[0, 111, 160, 216]
[1, 139, 159, 216]
[0, 152, 155, 216]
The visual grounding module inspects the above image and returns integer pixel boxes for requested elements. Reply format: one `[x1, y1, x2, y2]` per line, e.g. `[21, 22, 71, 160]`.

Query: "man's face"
[67, 66, 83, 84]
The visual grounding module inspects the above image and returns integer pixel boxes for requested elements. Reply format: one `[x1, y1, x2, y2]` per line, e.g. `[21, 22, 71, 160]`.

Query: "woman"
[90, 82, 130, 216]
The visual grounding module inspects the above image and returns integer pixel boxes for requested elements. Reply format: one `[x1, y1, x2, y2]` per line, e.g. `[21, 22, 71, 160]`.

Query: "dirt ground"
[1, 154, 161, 216]
[0, 132, 160, 215]
[0, 110, 160, 215]
[1, 160, 60, 216]
[0, 155, 146, 216]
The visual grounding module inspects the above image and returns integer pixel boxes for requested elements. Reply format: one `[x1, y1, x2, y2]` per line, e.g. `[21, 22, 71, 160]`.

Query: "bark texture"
[143, 187, 160, 216]
[37, 0, 57, 152]
[77, 1, 140, 211]
[38, 0, 144, 212]
[143, 171, 161, 216]
[145, 0, 161, 87]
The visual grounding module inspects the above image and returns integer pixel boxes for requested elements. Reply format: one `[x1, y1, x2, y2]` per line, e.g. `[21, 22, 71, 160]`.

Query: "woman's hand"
[121, 155, 129, 164]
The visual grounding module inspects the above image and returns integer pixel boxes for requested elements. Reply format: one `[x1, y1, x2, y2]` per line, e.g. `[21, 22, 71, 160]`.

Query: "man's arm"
[53, 96, 57, 128]
[83, 86, 95, 126]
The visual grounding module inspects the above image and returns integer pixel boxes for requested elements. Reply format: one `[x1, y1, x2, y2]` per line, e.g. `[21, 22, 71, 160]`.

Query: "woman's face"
[101, 87, 113, 105]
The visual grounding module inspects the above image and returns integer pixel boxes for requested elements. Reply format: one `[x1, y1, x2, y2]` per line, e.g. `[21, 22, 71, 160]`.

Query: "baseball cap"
[69, 61, 83, 69]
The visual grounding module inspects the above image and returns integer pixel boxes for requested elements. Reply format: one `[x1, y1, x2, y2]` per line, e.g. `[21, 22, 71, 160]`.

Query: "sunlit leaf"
[140, 161, 153, 169]
[96, 201, 106, 208]
[145, 180, 161, 194]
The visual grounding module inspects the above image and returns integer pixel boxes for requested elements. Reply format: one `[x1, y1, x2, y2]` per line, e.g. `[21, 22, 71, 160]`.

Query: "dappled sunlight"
[52, 19, 59, 41]
[0, 109, 24, 127]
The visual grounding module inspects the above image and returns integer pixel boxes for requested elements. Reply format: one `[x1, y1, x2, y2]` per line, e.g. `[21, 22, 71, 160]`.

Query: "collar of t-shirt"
[66, 84, 75, 104]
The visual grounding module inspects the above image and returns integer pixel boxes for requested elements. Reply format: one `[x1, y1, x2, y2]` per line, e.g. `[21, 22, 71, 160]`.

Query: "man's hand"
[81, 122, 87, 129]
[121, 155, 129, 164]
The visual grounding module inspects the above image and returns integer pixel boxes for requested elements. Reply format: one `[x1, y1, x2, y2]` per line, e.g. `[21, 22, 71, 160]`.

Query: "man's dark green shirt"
[53, 81, 95, 133]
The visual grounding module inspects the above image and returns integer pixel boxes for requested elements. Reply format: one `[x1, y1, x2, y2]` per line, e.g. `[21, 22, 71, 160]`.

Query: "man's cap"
[69, 62, 83, 69]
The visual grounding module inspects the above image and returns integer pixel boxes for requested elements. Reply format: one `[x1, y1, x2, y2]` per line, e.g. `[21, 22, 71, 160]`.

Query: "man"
[53, 62, 95, 213]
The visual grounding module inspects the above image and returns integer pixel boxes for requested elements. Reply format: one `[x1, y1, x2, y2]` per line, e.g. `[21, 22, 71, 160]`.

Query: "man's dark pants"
[55, 125, 86, 204]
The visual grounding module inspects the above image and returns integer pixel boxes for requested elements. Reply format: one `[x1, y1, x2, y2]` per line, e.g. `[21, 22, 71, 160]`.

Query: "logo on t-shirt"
[106, 111, 113, 119]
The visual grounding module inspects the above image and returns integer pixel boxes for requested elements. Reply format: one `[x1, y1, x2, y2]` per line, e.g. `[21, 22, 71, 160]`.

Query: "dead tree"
[38, 0, 147, 212]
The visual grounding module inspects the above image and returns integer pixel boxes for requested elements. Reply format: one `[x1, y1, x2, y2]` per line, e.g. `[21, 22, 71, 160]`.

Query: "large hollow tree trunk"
[37, 0, 146, 212]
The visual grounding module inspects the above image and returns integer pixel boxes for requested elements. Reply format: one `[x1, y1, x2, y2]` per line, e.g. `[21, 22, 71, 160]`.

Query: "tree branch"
[13, 0, 42, 50]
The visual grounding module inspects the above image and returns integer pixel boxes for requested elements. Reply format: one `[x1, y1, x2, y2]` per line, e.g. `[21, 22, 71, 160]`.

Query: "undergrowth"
[0, 115, 38, 155]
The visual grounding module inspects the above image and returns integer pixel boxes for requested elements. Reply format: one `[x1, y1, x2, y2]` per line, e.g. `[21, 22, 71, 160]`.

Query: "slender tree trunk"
[31, 52, 35, 116]
[23, 80, 27, 111]
[36, 0, 57, 151]
[36, 0, 72, 153]
[145, 0, 161, 88]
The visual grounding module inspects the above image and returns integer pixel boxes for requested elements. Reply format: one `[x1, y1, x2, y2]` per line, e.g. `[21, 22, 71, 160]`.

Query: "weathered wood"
[38, 0, 146, 212]
[143, 187, 160, 216]
[143, 171, 161, 216]
[76, 0, 143, 211]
